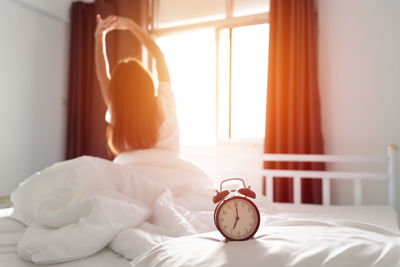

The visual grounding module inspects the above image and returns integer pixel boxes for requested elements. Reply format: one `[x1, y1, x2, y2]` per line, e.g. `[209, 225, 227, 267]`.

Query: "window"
[218, 24, 269, 140]
[153, 0, 270, 146]
[156, 29, 217, 146]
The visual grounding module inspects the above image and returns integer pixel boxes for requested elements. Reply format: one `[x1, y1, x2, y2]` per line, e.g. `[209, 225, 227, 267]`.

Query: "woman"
[93, 15, 214, 193]
[95, 15, 179, 156]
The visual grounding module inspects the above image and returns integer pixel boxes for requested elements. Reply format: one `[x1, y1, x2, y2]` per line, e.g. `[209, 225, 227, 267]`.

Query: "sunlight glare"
[231, 24, 269, 139]
[157, 29, 216, 146]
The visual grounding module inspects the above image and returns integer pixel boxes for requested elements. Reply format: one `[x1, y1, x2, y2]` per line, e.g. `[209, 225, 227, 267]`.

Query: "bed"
[0, 146, 399, 266]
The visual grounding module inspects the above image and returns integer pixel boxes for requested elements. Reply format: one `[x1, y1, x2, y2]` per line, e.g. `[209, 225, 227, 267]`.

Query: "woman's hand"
[95, 15, 118, 38]
[95, 14, 170, 83]
[95, 15, 135, 38]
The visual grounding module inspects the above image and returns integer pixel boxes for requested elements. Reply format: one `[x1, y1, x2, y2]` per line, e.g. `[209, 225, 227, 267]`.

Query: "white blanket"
[11, 150, 216, 264]
[10, 150, 400, 266]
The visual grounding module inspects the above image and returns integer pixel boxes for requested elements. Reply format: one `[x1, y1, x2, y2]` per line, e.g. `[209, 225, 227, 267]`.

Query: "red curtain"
[264, 0, 325, 204]
[66, 0, 149, 160]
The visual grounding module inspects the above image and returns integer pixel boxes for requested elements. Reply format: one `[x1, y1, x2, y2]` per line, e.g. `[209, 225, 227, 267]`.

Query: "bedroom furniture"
[261, 144, 399, 222]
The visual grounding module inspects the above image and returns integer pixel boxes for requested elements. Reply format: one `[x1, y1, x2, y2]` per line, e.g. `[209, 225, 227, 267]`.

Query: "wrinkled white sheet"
[132, 220, 400, 267]
[9, 150, 400, 266]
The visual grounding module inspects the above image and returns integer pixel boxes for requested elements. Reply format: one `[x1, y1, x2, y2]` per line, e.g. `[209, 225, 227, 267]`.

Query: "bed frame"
[182, 145, 399, 212]
[261, 145, 399, 220]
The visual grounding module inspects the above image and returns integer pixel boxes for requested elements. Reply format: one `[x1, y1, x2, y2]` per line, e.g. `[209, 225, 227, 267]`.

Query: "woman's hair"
[106, 58, 162, 156]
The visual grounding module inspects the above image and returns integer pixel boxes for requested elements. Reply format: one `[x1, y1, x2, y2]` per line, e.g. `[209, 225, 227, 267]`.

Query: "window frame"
[149, 0, 270, 146]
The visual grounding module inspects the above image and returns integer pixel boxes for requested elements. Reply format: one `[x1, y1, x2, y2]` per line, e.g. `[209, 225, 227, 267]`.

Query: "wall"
[318, 0, 400, 204]
[182, 142, 264, 194]
[17, 0, 73, 22]
[0, 0, 70, 196]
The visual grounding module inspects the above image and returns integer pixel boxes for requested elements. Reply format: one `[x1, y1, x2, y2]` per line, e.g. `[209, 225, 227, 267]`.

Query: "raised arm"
[94, 15, 117, 107]
[113, 16, 171, 83]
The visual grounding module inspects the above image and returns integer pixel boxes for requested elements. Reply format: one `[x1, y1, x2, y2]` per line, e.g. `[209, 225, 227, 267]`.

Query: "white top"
[105, 81, 180, 153]
[154, 81, 180, 153]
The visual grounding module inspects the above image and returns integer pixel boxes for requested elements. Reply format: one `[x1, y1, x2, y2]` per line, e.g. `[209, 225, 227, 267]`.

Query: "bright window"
[156, 29, 217, 146]
[218, 24, 269, 140]
[153, 0, 269, 146]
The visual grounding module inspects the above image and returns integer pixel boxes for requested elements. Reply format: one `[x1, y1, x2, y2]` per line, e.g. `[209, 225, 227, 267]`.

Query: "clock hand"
[232, 203, 240, 232]
[235, 202, 239, 218]
[232, 218, 238, 231]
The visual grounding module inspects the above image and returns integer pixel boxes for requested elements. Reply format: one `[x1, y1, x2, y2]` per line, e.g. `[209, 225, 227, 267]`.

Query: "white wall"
[17, 0, 72, 23]
[182, 142, 264, 194]
[0, 0, 70, 196]
[318, 0, 400, 204]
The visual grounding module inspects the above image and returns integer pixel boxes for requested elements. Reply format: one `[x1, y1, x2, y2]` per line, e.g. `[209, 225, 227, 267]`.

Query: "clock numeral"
[223, 210, 227, 215]
[224, 225, 227, 229]
[227, 205, 231, 209]
[248, 208, 251, 213]
[237, 231, 241, 236]
[221, 218, 224, 222]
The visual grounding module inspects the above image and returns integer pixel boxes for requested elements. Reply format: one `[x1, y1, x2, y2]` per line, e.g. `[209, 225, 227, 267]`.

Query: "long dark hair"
[106, 58, 162, 155]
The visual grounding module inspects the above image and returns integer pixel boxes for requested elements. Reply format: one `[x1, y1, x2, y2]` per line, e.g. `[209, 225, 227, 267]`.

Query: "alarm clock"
[213, 178, 260, 241]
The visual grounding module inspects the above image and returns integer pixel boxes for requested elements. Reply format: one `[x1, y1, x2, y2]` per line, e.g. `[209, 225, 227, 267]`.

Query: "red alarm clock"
[213, 178, 260, 241]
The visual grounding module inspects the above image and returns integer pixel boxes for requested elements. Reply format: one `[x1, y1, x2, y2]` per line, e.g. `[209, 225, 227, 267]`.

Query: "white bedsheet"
[0, 216, 130, 267]
[7, 151, 400, 266]
[132, 220, 400, 267]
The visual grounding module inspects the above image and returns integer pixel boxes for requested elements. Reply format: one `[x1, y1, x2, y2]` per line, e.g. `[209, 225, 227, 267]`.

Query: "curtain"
[66, 0, 149, 160]
[264, 0, 325, 204]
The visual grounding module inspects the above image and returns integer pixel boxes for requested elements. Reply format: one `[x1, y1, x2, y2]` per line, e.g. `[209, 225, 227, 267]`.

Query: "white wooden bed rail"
[182, 144, 399, 217]
[261, 145, 399, 213]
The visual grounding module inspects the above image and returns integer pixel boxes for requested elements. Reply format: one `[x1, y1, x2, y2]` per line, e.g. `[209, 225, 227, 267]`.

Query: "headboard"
[261, 145, 399, 215]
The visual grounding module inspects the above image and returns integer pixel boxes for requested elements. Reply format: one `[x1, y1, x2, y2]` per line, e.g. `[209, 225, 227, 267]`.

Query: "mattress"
[0, 210, 130, 267]
[1, 204, 398, 267]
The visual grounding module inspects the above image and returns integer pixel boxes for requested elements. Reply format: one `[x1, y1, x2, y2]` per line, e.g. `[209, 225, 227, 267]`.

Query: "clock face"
[215, 196, 260, 241]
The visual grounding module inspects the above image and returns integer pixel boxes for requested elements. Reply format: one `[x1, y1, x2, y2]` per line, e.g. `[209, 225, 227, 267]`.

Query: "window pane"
[217, 29, 230, 140]
[155, 0, 225, 29]
[231, 24, 269, 139]
[233, 0, 270, 17]
[157, 29, 216, 146]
